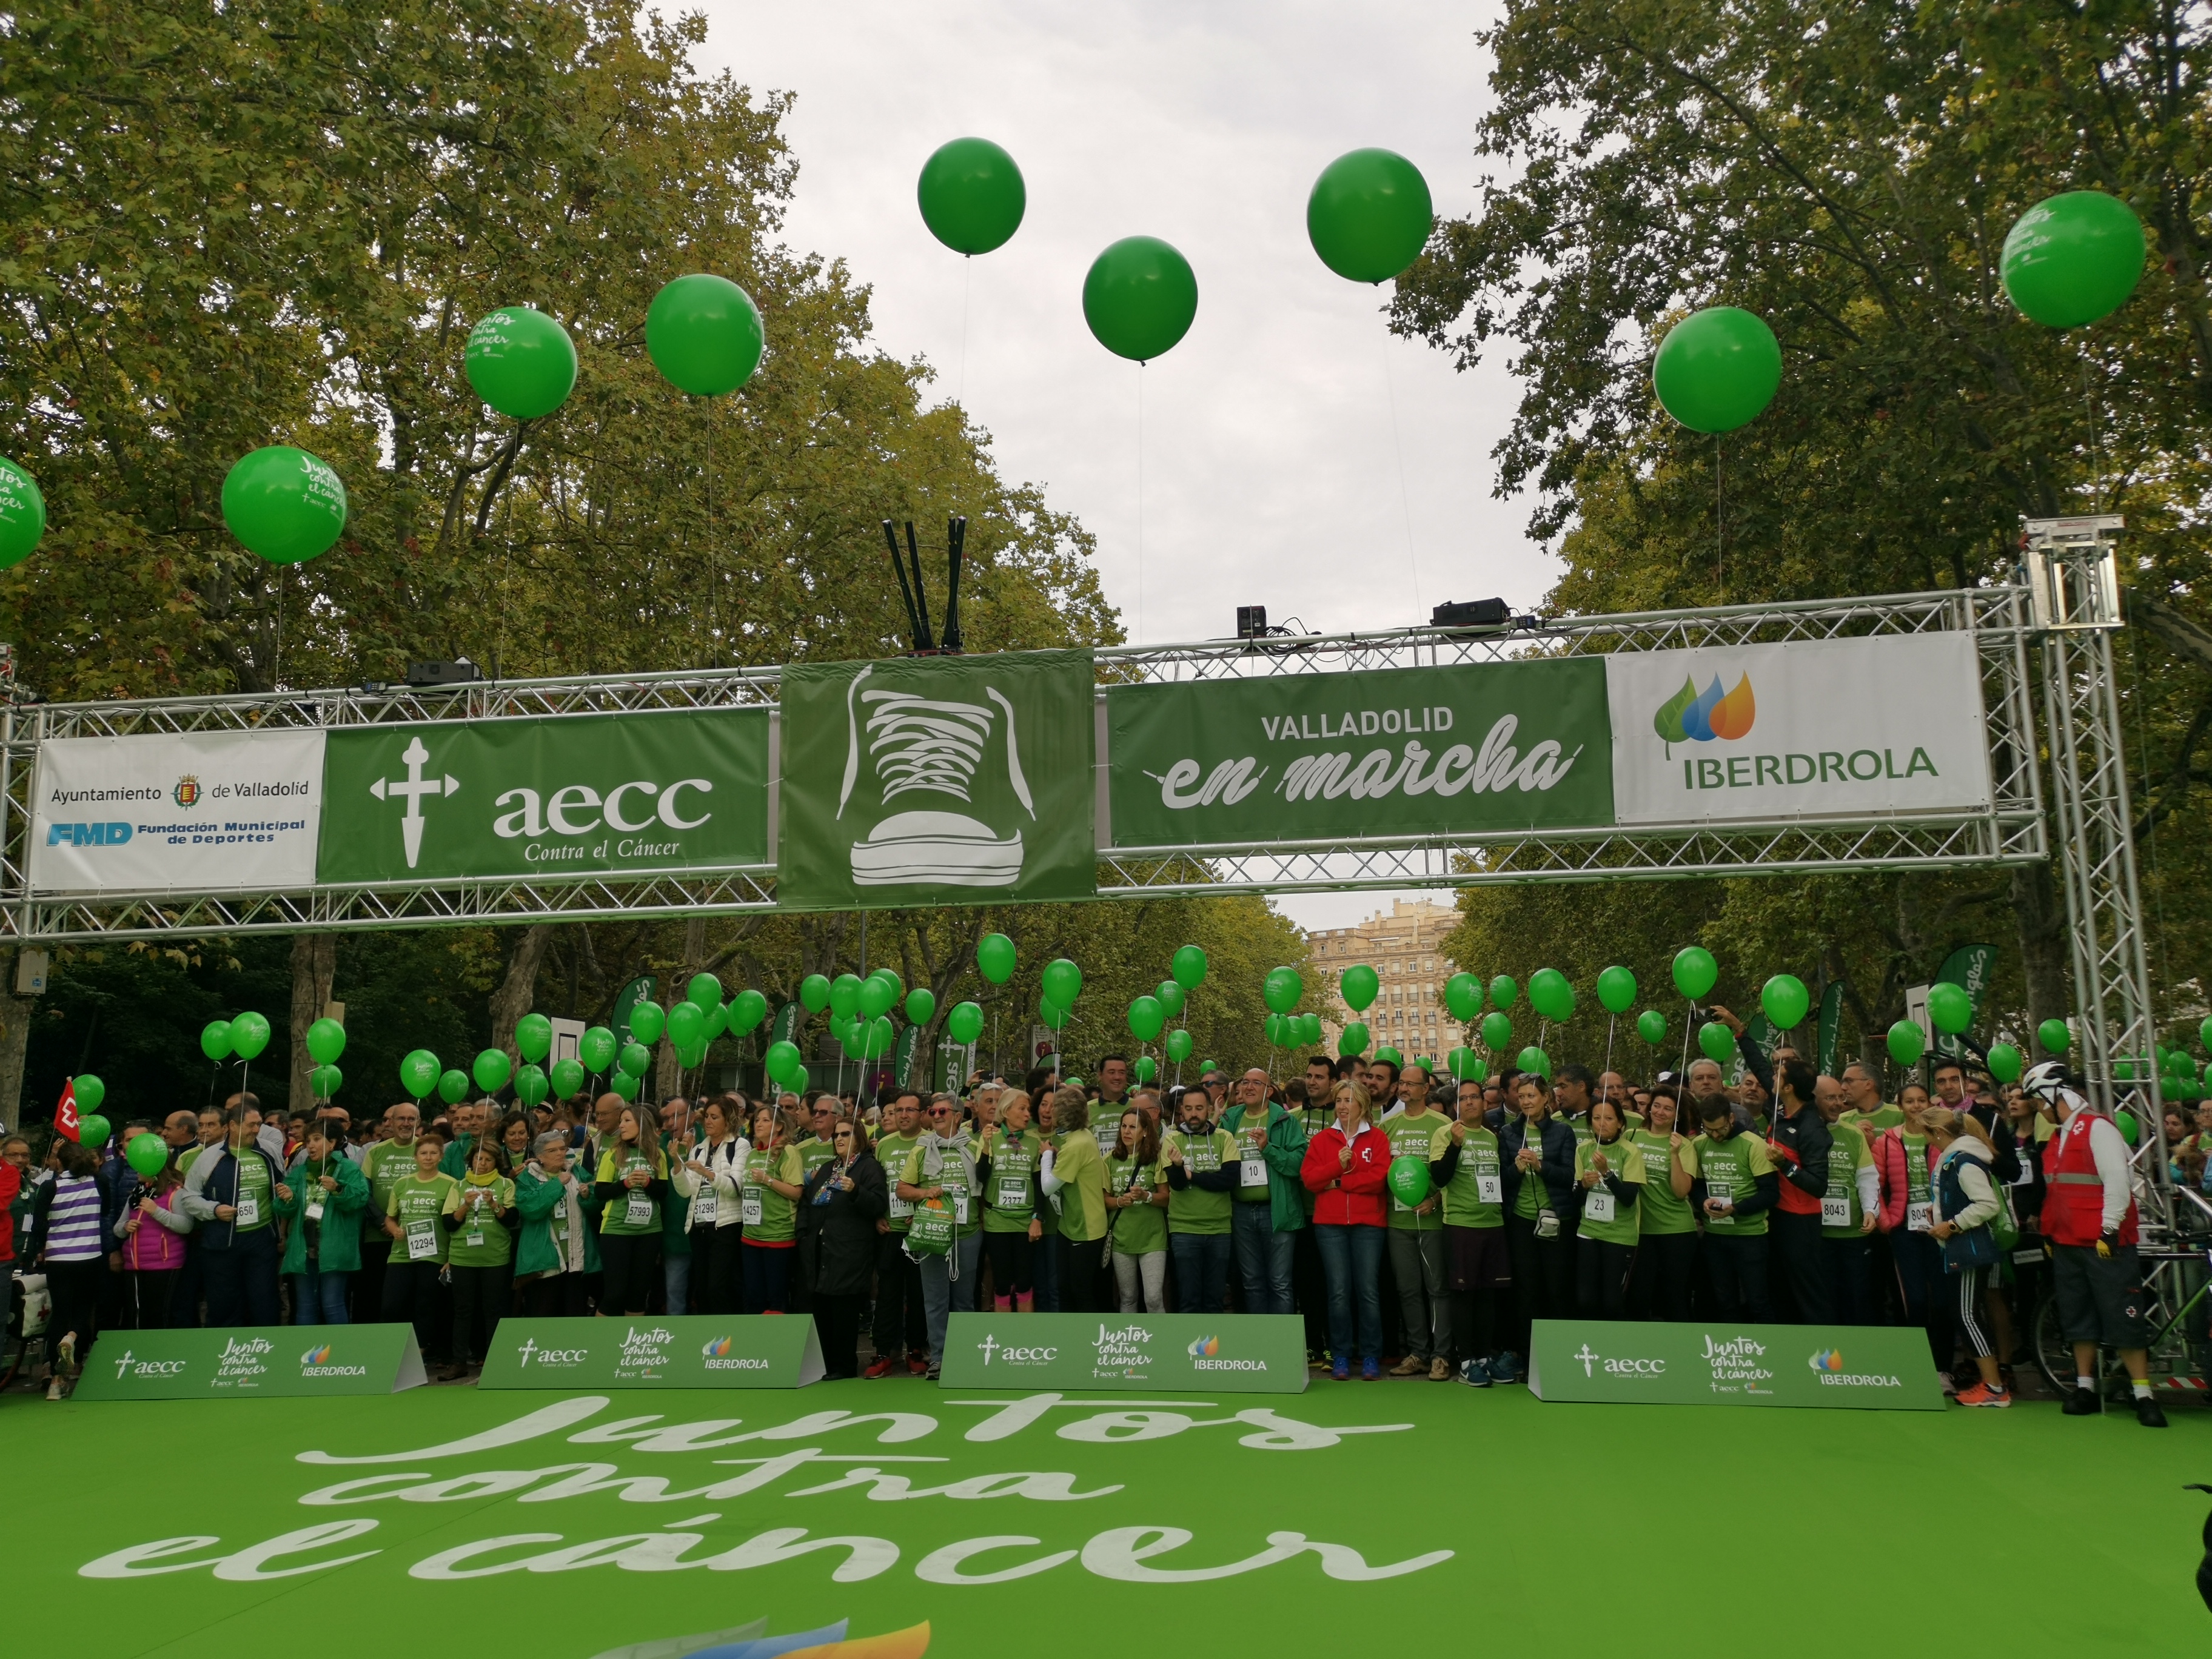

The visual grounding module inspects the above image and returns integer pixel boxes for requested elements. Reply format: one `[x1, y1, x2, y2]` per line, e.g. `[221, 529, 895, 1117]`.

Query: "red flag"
[54, 1076, 79, 1142]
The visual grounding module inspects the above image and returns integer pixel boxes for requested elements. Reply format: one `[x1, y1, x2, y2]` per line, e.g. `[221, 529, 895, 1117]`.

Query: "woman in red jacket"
[1302, 1079, 1391, 1381]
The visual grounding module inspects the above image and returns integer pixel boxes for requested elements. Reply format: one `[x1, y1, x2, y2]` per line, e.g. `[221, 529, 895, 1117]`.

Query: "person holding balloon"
[676, 1095, 749, 1318]
[1624, 1085, 1700, 1323]
[179, 1102, 290, 1327]
[1432, 1075, 1513, 1386]
[277, 1120, 368, 1326]
[1497, 1071, 1578, 1379]
[740, 1105, 806, 1315]
[593, 1103, 668, 1317]
[1163, 1087, 1241, 1316]
[1573, 1097, 1647, 1318]
[115, 1135, 192, 1329]
[1300, 1079, 1392, 1380]
[444, 1141, 517, 1376]
[515, 1131, 601, 1317]
[1380, 1074, 1452, 1377]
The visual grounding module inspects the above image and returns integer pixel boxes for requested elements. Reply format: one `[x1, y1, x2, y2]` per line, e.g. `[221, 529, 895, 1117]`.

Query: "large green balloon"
[126, 1132, 169, 1179]
[1698, 1021, 1736, 1064]
[514, 1064, 550, 1107]
[1133, 1056, 1157, 1084]
[1489, 975, 1518, 1011]
[1338, 1021, 1370, 1058]
[646, 273, 765, 397]
[1442, 971, 1481, 1022]
[1926, 982, 1972, 1036]
[947, 1000, 984, 1045]
[1986, 1044, 2023, 1085]
[1672, 947, 1719, 1001]
[829, 973, 863, 1021]
[1386, 1153, 1432, 1210]
[515, 1013, 552, 1065]
[473, 1047, 514, 1093]
[1480, 1011, 1513, 1051]
[0, 457, 46, 570]
[905, 988, 936, 1027]
[1155, 980, 1186, 1017]
[1341, 964, 1381, 1013]
[1887, 1019, 1926, 1066]
[78, 1113, 110, 1148]
[578, 1025, 617, 1072]
[1447, 1047, 1481, 1081]
[1172, 945, 1208, 990]
[617, 1041, 651, 1079]
[1516, 1046, 1552, 1080]
[1082, 236, 1198, 363]
[550, 1057, 586, 1098]
[199, 1019, 233, 1061]
[1597, 966, 1638, 1016]
[977, 933, 1017, 985]
[687, 973, 723, 1012]
[799, 974, 831, 1014]
[310, 1063, 343, 1099]
[229, 1010, 272, 1061]
[917, 136, 1027, 256]
[1263, 967, 1303, 1015]
[859, 976, 895, 1021]
[611, 1070, 642, 1102]
[400, 1048, 440, 1099]
[1042, 958, 1084, 1008]
[1128, 995, 1165, 1042]
[1761, 973, 1810, 1031]
[2002, 192, 2145, 329]
[1375, 1045, 1403, 1069]
[628, 1002, 666, 1045]
[728, 991, 768, 1036]
[464, 305, 577, 420]
[2039, 1017, 2072, 1056]
[1037, 993, 1068, 1031]
[72, 1074, 105, 1115]
[438, 1067, 471, 1105]
[1529, 968, 1574, 1022]
[1299, 1011, 1322, 1046]
[1307, 148, 1433, 284]
[1652, 307, 1781, 434]
[1636, 1009, 1667, 1046]
[221, 446, 347, 565]
[668, 1001, 705, 1048]
[1165, 1028, 1194, 1064]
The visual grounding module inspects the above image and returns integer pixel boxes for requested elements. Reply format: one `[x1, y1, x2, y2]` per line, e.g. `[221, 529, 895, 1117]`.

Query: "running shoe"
[1332, 1355, 1351, 1381]
[2136, 1394, 2169, 1428]
[907, 1354, 930, 1376]
[863, 1356, 896, 1379]
[1361, 1357, 1381, 1381]
[1389, 1355, 1426, 1377]
[1458, 1358, 1493, 1389]
[1429, 1356, 1453, 1382]
[1954, 1382, 2010, 1408]
[1487, 1350, 1525, 1386]
[2063, 1385, 2100, 1416]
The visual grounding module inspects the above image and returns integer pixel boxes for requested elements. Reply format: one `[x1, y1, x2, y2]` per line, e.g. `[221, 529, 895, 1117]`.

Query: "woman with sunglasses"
[803, 1118, 886, 1379]
[896, 1096, 983, 1379]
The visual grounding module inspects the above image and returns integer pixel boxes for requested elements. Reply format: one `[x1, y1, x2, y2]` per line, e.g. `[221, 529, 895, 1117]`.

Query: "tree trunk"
[288, 932, 337, 1110]
[2011, 859, 2071, 1057]
[488, 925, 556, 1065]
[657, 917, 708, 1101]
[0, 950, 35, 1133]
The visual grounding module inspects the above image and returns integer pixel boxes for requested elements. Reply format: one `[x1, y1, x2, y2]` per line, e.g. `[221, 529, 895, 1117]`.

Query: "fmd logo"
[47, 821, 132, 846]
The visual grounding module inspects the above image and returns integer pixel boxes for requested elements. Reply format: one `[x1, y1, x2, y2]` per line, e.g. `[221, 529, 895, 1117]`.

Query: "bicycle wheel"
[2034, 1293, 2076, 1395]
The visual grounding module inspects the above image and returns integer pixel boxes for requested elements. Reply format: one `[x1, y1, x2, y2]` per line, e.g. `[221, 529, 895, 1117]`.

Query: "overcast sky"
[696, 0, 1539, 933]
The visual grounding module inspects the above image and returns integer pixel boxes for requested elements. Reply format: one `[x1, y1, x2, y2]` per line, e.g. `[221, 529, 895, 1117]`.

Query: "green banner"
[1527, 1319, 1943, 1409]
[318, 709, 770, 884]
[1105, 659, 1612, 848]
[72, 1322, 425, 1400]
[476, 1315, 825, 1389]
[937, 1312, 1309, 1393]
[1817, 981, 1845, 1077]
[778, 651, 1096, 908]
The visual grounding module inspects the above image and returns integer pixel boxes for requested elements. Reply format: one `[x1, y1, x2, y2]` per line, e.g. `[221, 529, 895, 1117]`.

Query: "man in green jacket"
[1221, 1068, 1308, 1316]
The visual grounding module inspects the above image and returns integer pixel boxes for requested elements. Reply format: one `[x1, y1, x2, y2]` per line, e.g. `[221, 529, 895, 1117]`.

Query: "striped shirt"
[42, 1175, 105, 1261]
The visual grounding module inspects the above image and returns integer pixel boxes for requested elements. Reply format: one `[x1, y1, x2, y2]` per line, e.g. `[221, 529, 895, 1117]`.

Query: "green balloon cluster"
[917, 137, 1027, 256]
[1083, 236, 1198, 363]
[2001, 192, 2145, 330]
[1652, 307, 1781, 434]
[221, 446, 347, 565]
[1306, 149, 1433, 284]
[464, 306, 577, 420]
[0, 457, 45, 571]
[646, 273, 765, 397]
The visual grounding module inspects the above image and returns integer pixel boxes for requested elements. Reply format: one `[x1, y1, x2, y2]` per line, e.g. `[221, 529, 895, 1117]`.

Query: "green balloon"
[1200, 1061, 1221, 1077]
[859, 977, 895, 1020]
[126, 1133, 169, 1179]
[229, 1010, 271, 1061]
[0, 457, 46, 570]
[1165, 1028, 1194, 1063]
[550, 1057, 586, 1098]
[1489, 974, 1518, 1011]
[1038, 992, 1068, 1030]
[1133, 1056, 1157, 1084]
[668, 1001, 705, 1048]
[1083, 236, 1198, 362]
[1672, 947, 1719, 1000]
[1887, 1019, 1926, 1066]
[1986, 1044, 2023, 1085]
[617, 1041, 651, 1079]
[474, 1048, 514, 1093]
[78, 1114, 110, 1148]
[1265, 1012, 1292, 1047]
[71, 1073, 105, 1115]
[728, 991, 768, 1035]
[1042, 958, 1084, 1007]
[1761, 973, 1810, 1031]
[1480, 1011, 1513, 1051]
[1375, 1045, 1404, 1068]
[947, 1001, 984, 1045]
[2002, 191, 2145, 329]
[905, 988, 936, 1027]
[829, 974, 863, 1021]
[221, 445, 347, 565]
[675, 1041, 707, 1070]
[1529, 968, 1574, 1022]
[1442, 971, 1481, 1022]
[1338, 1021, 1370, 1058]
[400, 1048, 440, 1099]
[1341, 964, 1381, 1013]
[1128, 996, 1164, 1042]
[978, 933, 1017, 984]
[1698, 1021, 1736, 1064]
[628, 1001, 666, 1045]
[1263, 966, 1303, 1014]
[1386, 1153, 1432, 1210]
[2114, 1108, 2139, 1147]
[1306, 147, 1433, 284]
[645, 273, 764, 397]
[514, 1013, 552, 1064]
[1156, 980, 1187, 1017]
[1597, 966, 1638, 1016]
[200, 1020, 233, 1061]
[611, 1070, 642, 1102]
[578, 1025, 617, 1072]
[464, 305, 577, 420]
[1926, 982, 1972, 1036]
[1172, 945, 1208, 990]
[865, 1016, 894, 1059]
[764, 1039, 801, 1084]
[800, 974, 832, 1014]
[1301, 1011, 1323, 1046]
[514, 1064, 549, 1107]
[688, 973, 723, 1012]
[1636, 1009, 1667, 1046]
[1447, 1047, 1481, 1081]
[2039, 1017, 2072, 1056]
[917, 136, 1027, 255]
[705, 1001, 728, 1041]
[438, 1067, 470, 1105]
[310, 1064, 342, 1098]
[1652, 307, 1781, 434]
[1515, 1046, 1552, 1080]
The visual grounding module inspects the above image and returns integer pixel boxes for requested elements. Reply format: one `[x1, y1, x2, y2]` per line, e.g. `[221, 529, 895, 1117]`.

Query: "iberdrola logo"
[1808, 1349, 1845, 1373]
[1187, 1333, 1221, 1358]
[702, 1335, 733, 1358]
[300, 1342, 333, 1366]
[1654, 672, 1755, 753]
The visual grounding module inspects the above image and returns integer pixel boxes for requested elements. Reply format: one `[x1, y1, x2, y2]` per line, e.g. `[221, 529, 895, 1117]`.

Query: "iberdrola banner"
[72, 1322, 426, 1399]
[477, 1315, 825, 1389]
[1527, 1319, 1943, 1409]
[936, 1312, 1309, 1393]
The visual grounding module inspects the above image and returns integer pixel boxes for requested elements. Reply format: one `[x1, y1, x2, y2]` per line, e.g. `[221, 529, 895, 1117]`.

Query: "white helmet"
[2021, 1059, 2076, 1102]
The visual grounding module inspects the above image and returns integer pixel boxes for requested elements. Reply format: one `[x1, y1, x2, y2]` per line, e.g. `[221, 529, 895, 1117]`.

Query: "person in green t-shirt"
[1624, 1086, 1698, 1321]
[1382, 1078, 1451, 1378]
[444, 1141, 517, 1377]
[1435, 1077, 1510, 1386]
[1221, 1067, 1308, 1322]
[1573, 1098, 1647, 1316]
[866, 1091, 929, 1378]
[1162, 1090, 1238, 1315]
[1042, 1090, 1108, 1311]
[593, 1104, 668, 1317]
[1104, 1106, 1169, 1311]
[741, 1105, 805, 1314]
[379, 1134, 457, 1359]
[278, 1121, 368, 1322]
[897, 1098, 983, 1377]
[1839, 1061, 1905, 1132]
[1684, 1096, 1777, 1321]
[980, 1090, 1045, 1311]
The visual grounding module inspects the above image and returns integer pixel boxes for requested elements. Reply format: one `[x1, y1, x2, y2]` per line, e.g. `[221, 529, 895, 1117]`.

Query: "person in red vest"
[2024, 1062, 2165, 1427]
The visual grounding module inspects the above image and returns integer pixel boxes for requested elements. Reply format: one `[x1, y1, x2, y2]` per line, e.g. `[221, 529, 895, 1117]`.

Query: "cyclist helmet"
[2021, 1059, 2079, 1102]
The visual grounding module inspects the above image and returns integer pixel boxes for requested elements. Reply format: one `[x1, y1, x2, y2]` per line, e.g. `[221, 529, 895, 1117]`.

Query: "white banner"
[1605, 634, 1992, 826]
[28, 731, 326, 894]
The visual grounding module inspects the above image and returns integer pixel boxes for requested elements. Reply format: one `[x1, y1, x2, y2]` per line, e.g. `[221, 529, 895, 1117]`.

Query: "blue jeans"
[664, 1249, 692, 1316]
[919, 1230, 985, 1366]
[1232, 1202, 1296, 1314]
[292, 1265, 351, 1325]
[1169, 1232, 1232, 1315]
[1314, 1223, 1385, 1363]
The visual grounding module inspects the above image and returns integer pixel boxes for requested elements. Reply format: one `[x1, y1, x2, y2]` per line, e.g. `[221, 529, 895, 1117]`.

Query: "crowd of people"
[0, 1003, 2168, 1424]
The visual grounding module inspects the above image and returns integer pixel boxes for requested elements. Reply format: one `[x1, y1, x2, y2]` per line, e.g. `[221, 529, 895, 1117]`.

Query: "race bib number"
[692, 1188, 718, 1227]
[1906, 1202, 1934, 1233]
[742, 1191, 764, 1226]
[304, 1198, 324, 1223]
[1584, 1187, 1616, 1224]
[625, 1191, 654, 1228]
[234, 1189, 260, 1228]
[404, 1218, 438, 1261]
[1476, 1174, 1503, 1205]
[996, 1176, 1028, 1211]
[888, 1193, 913, 1219]
[2013, 1246, 2045, 1267]
[464, 1225, 485, 1248]
[1095, 1121, 1119, 1155]
[2011, 1159, 2035, 1188]
[1240, 1158, 1267, 1188]
[955, 1195, 971, 1224]
[1820, 1195, 1852, 1228]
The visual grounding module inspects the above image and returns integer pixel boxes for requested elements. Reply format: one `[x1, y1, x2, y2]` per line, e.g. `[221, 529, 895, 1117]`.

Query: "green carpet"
[7, 1379, 2203, 1657]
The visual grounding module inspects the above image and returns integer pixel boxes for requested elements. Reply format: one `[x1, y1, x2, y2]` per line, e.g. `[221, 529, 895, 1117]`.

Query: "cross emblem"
[369, 737, 458, 869]
[1575, 1343, 1600, 1377]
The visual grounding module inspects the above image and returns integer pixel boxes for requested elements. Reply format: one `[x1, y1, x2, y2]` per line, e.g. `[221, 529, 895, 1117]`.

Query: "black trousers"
[44, 1258, 103, 1362]
[1826, 1235, 1872, 1323]
[1503, 1213, 1575, 1351]
[525, 1271, 594, 1318]
[122, 1269, 182, 1330]
[816, 1290, 866, 1377]
[204, 1228, 281, 1327]
[1631, 1230, 1698, 1321]
[1771, 1210, 1834, 1323]
[1057, 1237, 1105, 1314]
[354, 1235, 390, 1324]
[872, 1231, 927, 1359]
[1294, 1224, 1330, 1353]
[1576, 1236, 1636, 1318]
[381, 1259, 446, 1356]
[790, 1223, 820, 1315]
[597, 1233, 661, 1315]
[689, 1224, 745, 1316]
[1702, 1232, 1774, 1321]
[449, 1262, 512, 1366]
